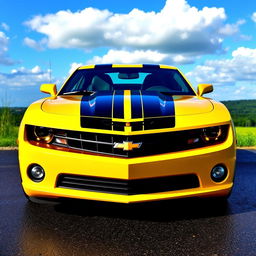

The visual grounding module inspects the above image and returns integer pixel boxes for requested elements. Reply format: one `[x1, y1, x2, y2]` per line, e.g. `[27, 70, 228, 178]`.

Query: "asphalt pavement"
[0, 149, 256, 256]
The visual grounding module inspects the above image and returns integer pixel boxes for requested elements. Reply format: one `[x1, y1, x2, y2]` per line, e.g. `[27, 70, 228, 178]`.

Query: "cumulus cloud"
[24, 0, 243, 59]
[23, 37, 45, 51]
[87, 49, 195, 65]
[69, 62, 83, 74]
[0, 66, 52, 87]
[0, 31, 15, 65]
[186, 47, 256, 85]
[252, 12, 256, 22]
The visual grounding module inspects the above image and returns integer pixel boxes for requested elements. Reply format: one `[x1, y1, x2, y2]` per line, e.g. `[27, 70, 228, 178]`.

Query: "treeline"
[0, 99, 256, 127]
[222, 100, 256, 127]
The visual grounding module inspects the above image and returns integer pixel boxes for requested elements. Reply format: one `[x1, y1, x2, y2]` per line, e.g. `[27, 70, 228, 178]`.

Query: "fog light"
[28, 165, 45, 182]
[211, 165, 227, 182]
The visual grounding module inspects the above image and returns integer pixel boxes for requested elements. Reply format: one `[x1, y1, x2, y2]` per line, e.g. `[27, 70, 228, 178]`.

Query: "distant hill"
[1, 100, 256, 127]
[222, 100, 256, 127]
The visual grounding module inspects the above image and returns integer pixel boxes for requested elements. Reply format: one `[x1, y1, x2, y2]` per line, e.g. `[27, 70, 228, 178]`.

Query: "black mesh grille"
[56, 174, 200, 195]
[26, 125, 229, 158]
[49, 125, 229, 158]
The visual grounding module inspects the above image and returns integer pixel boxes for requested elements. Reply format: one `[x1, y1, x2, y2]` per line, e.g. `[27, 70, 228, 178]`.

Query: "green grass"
[0, 126, 18, 147]
[0, 106, 19, 147]
[236, 127, 256, 147]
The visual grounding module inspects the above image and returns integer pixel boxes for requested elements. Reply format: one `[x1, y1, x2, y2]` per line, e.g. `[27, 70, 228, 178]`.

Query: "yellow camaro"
[18, 64, 236, 203]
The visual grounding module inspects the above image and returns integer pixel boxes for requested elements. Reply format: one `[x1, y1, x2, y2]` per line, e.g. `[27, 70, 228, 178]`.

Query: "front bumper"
[19, 125, 236, 203]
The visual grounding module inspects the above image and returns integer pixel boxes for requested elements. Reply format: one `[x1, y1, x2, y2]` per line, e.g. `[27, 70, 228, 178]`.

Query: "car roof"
[78, 64, 178, 70]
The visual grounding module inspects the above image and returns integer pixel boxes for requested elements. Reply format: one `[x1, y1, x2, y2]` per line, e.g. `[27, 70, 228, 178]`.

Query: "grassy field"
[236, 127, 256, 147]
[0, 126, 255, 147]
[0, 107, 19, 147]
[0, 127, 18, 147]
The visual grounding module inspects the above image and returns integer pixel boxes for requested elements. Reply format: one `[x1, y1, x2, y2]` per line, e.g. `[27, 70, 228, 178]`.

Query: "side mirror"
[197, 84, 213, 97]
[40, 83, 57, 97]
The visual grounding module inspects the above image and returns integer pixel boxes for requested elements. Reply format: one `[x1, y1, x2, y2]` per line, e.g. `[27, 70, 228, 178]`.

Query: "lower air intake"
[56, 174, 200, 195]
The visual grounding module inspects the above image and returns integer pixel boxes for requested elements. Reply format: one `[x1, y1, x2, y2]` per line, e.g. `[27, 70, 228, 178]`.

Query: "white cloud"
[0, 66, 62, 106]
[23, 37, 45, 51]
[252, 12, 256, 22]
[219, 19, 245, 36]
[87, 49, 194, 65]
[1, 22, 9, 31]
[234, 86, 245, 95]
[89, 50, 167, 64]
[172, 54, 195, 64]
[24, 0, 242, 59]
[0, 31, 15, 65]
[69, 62, 82, 74]
[31, 65, 41, 73]
[186, 47, 256, 86]
[0, 66, 52, 87]
[208, 83, 256, 101]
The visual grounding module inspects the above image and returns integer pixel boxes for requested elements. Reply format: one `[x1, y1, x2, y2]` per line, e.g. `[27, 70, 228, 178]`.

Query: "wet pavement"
[0, 149, 256, 256]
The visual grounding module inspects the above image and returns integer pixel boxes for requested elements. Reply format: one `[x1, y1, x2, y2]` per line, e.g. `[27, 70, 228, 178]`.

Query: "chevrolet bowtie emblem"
[114, 141, 142, 151]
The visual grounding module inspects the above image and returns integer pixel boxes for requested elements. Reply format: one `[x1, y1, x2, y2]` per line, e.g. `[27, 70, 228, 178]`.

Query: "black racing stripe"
[113, 90, 124, 119]
[81, 91, 113, 117]
[143, 64, 160, 70]
[131, 90, 143, 119]
[142, 91, 175, 118]
[94, 64, 112, 70]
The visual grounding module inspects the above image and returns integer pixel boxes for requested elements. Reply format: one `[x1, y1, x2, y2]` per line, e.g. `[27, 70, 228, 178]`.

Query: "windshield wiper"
[62, 90, 94, 95]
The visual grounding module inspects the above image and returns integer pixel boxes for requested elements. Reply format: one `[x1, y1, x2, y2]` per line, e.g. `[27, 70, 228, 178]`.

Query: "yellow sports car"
[18, 64, 236, 203]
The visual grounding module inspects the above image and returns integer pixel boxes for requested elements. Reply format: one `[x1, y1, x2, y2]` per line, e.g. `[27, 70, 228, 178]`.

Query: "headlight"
[201, 126, 222, 142]
[33, 126, 54, 143]
[187, 125, 228, 146]
[26, 125, 67, 145]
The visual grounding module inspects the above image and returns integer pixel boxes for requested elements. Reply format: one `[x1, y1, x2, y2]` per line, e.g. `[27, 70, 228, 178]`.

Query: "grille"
[81, 116, 175, 131]
[56, 174, 200, 195]
[50, 125, 229, 158]
[81, 117, 112, 130]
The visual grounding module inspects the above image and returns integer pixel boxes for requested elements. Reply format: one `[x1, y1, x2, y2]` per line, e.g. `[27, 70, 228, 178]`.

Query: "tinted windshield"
[59, 67, 195, 95]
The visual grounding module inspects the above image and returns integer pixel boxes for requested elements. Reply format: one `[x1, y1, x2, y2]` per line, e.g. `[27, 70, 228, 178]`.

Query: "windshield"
[59, 67, 195, 96]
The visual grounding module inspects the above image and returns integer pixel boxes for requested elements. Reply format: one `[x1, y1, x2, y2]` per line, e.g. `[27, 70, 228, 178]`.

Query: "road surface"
[0, 149, 256, 256]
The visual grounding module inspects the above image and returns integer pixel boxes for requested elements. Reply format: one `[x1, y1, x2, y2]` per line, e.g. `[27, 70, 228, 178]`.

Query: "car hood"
[41, 91, 214, 118]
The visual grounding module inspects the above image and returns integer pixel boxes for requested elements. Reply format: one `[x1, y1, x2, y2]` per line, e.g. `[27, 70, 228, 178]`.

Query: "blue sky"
[0, 0, 256, 106]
